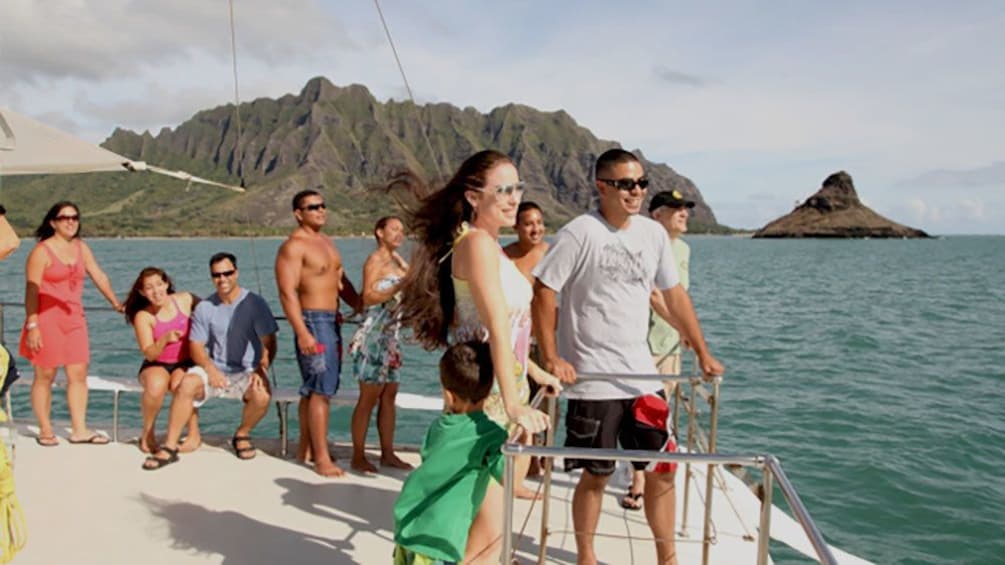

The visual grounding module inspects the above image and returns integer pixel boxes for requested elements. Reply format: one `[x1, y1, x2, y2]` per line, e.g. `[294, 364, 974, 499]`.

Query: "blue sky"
[2, 0, 1002, 233]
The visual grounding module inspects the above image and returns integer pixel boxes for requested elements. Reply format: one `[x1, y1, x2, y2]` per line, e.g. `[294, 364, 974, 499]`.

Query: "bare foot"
[298, 450, 337, 464]
[139, 432, 158, 454]
[352, 455, 378, 473]
[315, 462, 346, 478]
[380, 454, 414, 470]
[515, 485, 543, 500]
[68, 432, 110, 445]
[179, 435, 203, 453]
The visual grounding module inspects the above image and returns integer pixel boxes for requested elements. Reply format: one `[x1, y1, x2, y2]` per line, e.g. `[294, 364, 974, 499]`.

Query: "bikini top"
[152, 295, 190, 363]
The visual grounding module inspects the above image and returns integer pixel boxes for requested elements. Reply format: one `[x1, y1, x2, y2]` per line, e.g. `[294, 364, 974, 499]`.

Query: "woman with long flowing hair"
[394, 149, 559, 562]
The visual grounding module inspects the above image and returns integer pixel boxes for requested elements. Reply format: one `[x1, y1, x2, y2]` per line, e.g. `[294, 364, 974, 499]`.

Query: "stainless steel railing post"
[700, 379, 721, 565]
[502, 447, 516, 564]
[757, 461, 773, 565]
[537, 394, 558, 565]
[679, 378, 698, 534]
[112, 390, 120, 442]
[765, 456, 838, 565]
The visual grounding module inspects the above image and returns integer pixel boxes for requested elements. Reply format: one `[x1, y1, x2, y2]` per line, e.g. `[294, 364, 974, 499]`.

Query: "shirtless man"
[276, 189, 362, 477]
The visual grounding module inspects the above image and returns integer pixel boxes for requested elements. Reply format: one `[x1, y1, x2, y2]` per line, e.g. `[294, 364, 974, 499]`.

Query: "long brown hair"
[123, 267, 175, 324]
[393, 149, 513, 349]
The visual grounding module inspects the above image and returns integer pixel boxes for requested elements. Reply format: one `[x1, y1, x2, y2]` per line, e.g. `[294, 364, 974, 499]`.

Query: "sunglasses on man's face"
[210, 269, 236, 279]
[300, 203, 326, 212]
[598, 178, 650, 191]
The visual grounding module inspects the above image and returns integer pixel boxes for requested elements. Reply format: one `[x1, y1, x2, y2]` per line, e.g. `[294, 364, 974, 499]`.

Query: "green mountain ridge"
[1, 77, 728, 236]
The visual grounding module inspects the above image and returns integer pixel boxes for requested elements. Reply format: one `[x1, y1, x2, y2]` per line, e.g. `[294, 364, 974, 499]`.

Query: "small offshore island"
[753, 171, 929, 239]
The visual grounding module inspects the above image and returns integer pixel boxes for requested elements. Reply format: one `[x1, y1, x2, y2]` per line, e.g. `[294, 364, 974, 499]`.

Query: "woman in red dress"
[20, 201, 122, 446]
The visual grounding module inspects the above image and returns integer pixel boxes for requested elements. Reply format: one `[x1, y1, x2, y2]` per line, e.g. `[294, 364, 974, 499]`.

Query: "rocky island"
[753, 171, 929, 238]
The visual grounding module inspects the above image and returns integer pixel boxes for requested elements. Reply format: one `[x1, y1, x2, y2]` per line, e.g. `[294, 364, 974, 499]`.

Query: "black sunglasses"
[54, 214, 81, 222]
[598, 177, 650, 191]
[210, 269, 236, 279]
[300, 203, 326, 212]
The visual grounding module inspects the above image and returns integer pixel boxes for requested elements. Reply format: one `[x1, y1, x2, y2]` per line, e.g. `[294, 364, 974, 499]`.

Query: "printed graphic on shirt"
[598, 241, 648, 286]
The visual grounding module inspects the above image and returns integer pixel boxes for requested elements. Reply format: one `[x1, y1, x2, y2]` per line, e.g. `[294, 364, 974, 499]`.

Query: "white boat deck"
[6, 422, 870, 564]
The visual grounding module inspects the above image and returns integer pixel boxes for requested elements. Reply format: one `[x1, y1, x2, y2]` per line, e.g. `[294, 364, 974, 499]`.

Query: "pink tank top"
[152, 296, 190, 363]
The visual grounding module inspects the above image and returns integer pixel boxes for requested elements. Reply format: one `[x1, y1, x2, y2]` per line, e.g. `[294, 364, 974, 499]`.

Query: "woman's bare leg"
[464, 480, 503, 564]
[138, 366, 171, 452]
[377, 382, 411, 469]
[31, 365, 57, 441]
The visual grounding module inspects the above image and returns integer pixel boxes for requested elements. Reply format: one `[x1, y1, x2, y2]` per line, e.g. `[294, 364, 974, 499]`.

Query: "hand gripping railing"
[500, 371, 838, 565]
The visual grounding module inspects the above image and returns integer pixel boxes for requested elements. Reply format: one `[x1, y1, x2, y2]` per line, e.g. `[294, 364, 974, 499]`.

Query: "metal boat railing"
[502, 370, 838, 565]
[0, 302, 441, 456]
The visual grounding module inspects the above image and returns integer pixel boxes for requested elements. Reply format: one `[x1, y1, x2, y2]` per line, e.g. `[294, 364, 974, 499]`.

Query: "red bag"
[631, 394, 678, 474]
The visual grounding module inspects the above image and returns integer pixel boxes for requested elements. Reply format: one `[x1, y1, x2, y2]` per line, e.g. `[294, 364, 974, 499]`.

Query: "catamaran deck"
[7, 421, 870, 564]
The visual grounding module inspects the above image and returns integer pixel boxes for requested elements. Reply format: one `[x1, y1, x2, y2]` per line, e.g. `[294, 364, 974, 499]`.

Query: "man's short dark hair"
[209, 252, 237, 269]
[292, 189, 323, 211]
[517, 201, 542, 221]
[439, 341, 494, 403]
[595, 148, 640, 179]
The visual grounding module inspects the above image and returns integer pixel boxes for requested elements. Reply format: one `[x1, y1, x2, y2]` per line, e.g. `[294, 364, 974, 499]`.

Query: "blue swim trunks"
[296, 310, 342, 397]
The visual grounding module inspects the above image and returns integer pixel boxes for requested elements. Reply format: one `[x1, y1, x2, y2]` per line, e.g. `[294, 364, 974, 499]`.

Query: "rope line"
[371, 0, 445, 180]
[227, 0, 245, 184]
[226, 1, 272, 389]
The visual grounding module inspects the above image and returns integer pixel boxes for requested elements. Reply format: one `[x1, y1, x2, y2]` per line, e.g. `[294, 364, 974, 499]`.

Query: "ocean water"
[1, 235, 1002, 564]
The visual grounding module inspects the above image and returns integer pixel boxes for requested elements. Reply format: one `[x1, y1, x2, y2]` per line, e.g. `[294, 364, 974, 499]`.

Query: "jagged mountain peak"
[7, 76, 724, 236]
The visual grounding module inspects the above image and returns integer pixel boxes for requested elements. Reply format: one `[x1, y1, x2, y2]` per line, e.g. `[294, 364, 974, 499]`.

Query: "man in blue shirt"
[142, 252, 278, 470]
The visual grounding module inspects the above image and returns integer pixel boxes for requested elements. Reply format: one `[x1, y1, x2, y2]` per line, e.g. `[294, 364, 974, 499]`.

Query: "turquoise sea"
[1, 235, 1002, 564]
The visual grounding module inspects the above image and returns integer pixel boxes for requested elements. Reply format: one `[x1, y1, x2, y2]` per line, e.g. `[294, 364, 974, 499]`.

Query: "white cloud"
[1, 1, 1002, 233]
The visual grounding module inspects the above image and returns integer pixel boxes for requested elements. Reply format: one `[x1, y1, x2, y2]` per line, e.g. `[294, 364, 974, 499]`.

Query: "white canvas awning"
[0, 107, 244, 192]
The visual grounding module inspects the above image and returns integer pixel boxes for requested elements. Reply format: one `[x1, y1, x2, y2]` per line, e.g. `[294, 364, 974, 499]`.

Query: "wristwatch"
[25, 321, 38, 330]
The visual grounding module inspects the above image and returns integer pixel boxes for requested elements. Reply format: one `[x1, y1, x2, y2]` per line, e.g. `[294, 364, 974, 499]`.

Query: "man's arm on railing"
[659, 284, 724, 378]
[532, 279, 576, 383]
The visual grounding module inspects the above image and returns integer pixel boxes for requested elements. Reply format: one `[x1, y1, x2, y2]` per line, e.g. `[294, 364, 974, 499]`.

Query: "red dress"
[19, 240, 90, 368]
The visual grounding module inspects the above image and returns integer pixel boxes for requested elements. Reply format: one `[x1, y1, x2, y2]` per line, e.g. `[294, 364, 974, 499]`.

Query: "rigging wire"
[371, 0, 446, 180]
[226, 0, 272, 388]
[227, 0, 245, 186]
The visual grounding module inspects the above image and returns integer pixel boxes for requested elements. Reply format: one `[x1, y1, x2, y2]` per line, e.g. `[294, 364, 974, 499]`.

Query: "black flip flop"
[142, 447, 180, 471]
[620, 491, 643, 511]
[35, 435, 59, 447]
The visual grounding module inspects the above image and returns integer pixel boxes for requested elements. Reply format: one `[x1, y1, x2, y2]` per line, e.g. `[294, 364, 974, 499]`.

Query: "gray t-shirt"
[189, 288, 279, 374]
[533, 211, 679, 400]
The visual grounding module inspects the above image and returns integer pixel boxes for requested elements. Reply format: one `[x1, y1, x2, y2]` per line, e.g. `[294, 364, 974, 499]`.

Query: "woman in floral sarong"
[349, 216, 412, 472]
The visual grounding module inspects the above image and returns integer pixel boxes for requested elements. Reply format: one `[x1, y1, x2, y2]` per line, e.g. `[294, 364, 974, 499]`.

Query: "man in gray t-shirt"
[532, 149, 724, 565]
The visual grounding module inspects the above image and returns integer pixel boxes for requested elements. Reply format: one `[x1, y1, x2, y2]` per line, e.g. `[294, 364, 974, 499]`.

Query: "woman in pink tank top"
[20, 201, 122, 446]
[123, 267, 201, 455]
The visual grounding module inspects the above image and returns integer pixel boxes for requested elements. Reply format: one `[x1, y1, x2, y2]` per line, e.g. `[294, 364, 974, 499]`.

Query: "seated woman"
[123, 267, 201, 455]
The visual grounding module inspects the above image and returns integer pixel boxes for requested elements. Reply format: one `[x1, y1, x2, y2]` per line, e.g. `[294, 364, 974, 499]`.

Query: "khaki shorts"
[188, 366, 256, 408]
